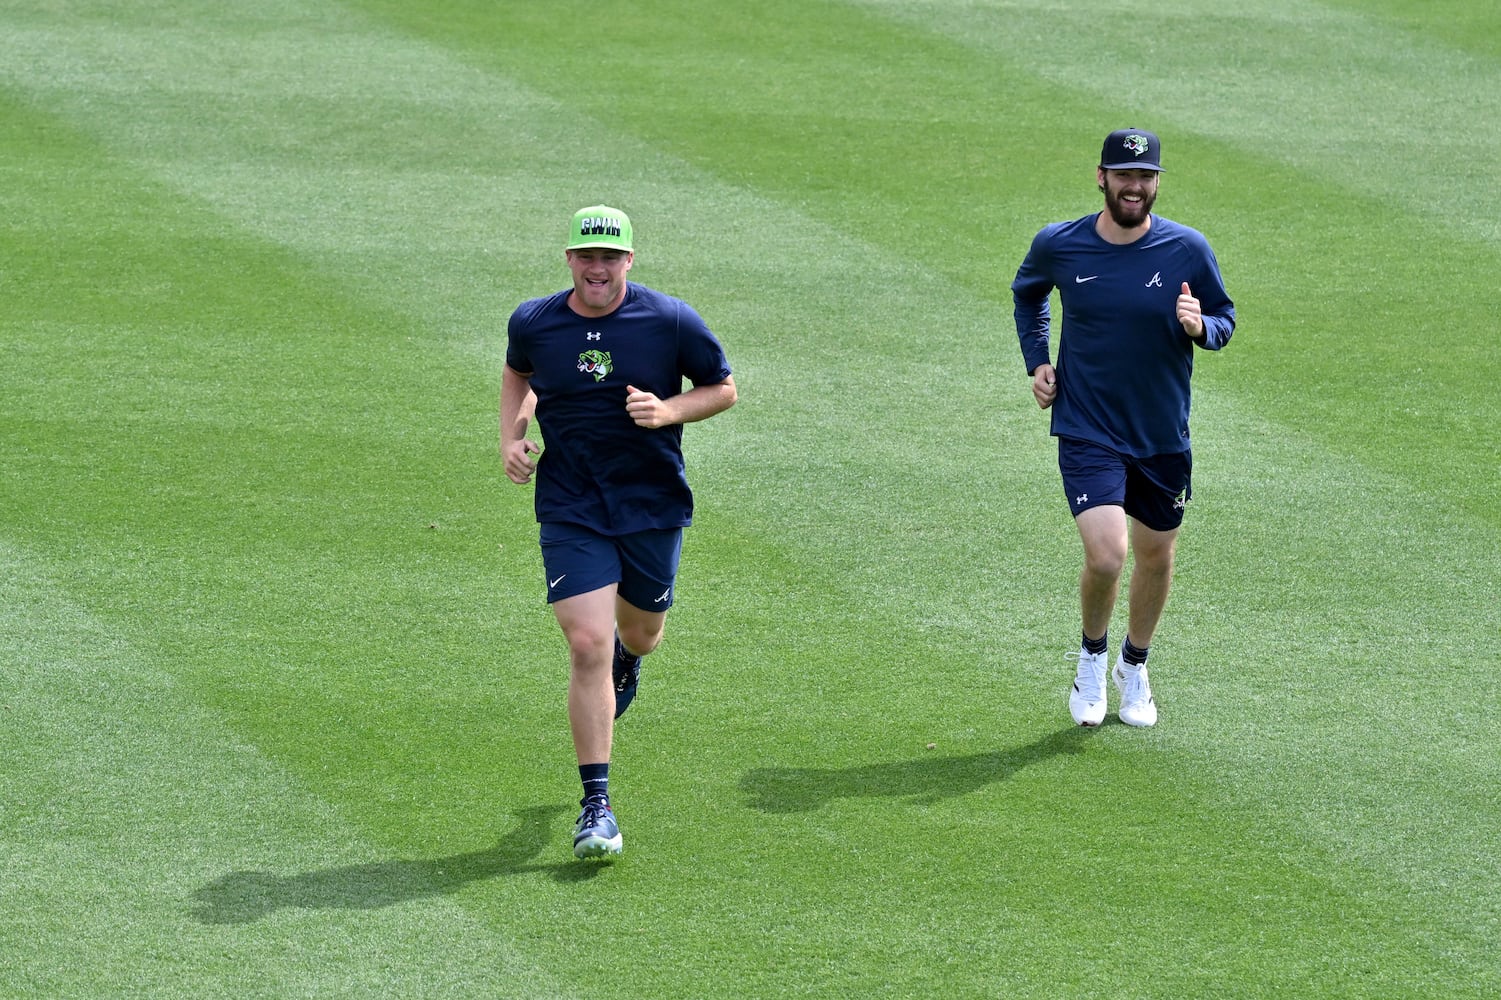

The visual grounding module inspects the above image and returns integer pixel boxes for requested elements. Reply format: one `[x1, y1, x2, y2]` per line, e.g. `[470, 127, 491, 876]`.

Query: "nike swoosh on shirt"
[1074, 275, 1099, 283]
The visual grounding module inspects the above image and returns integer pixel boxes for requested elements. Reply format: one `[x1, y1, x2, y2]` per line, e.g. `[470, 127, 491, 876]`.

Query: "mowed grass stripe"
[0, 541, 566, 999]
[0, 0, 581, 353]
[850, 0, 1501, 242]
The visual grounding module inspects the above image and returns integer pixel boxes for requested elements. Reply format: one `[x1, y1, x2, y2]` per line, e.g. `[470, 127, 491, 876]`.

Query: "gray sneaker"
[572, 799, 623, 859]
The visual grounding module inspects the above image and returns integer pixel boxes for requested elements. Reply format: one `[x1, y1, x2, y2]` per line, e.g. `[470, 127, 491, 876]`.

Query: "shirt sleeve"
[1192, 246, 1236, 352]
[505, 302, 534, 374]
[676, 301, 733, 386]
[1011, 228, 1056, 375]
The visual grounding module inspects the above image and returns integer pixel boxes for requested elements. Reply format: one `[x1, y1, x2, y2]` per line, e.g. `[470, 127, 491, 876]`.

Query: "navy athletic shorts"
[538, 522, 682, 610]
[1057, 436, 1192, 532]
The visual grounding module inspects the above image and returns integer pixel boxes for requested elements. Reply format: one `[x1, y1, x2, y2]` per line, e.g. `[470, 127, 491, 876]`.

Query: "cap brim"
[1100, 162, 1165, 171]
[566, 240, 633, 251]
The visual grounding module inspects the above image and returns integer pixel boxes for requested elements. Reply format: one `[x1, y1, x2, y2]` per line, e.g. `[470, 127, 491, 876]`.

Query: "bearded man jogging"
[1011, 129, 1236, 728]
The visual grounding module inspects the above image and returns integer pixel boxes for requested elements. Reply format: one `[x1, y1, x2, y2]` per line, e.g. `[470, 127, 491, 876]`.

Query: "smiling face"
[565, 248, 633, 317]
[1098, 167, 1159, 232]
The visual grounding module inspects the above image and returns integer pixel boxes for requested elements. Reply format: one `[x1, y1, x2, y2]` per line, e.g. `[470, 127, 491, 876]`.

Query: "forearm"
[666, 378, 737, 424]
[1014, 297, 1053, 374]
[499, 365, 536, 446]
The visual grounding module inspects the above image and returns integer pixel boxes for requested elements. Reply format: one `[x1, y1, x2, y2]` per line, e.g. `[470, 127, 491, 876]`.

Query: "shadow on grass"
[741, 727, 1091, 813]
[190, 803, 602, 925]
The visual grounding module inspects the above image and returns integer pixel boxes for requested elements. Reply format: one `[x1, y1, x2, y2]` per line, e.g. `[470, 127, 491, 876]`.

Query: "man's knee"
[1085, 547, 1127, 580]
[618, 619, 664, 657]
[564, 623, 614, 667]
[1136, 548, 1175, 577]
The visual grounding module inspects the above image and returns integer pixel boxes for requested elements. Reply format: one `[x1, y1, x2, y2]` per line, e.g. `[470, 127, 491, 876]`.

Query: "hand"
[1177, 282, 1205, 340]
[1031, 364, 1057, 409]
[503, 438, 540, 484]
[626, 384, 672, 428]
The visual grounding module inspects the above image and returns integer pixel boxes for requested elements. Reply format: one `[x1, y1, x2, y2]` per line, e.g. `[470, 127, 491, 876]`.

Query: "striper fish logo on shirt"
[578, 349, 613, 382]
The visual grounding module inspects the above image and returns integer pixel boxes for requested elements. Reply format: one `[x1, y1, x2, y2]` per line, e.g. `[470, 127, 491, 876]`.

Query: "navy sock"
[580, 763, 610, 807]
[1082, 632, 1109, 656]
[1121, 636, 1149, 667]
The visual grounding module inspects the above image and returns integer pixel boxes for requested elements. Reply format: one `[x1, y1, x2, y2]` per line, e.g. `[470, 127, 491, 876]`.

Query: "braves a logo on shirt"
[578, 349, 613, 381]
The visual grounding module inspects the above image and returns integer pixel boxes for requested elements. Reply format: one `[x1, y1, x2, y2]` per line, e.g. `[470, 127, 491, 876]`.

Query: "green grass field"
[3, 0, 1498, 996]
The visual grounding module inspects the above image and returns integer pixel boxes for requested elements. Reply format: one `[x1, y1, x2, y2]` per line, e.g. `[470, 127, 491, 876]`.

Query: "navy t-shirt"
[1012, 214, 1235, 457]
[506, 283, 733, 535]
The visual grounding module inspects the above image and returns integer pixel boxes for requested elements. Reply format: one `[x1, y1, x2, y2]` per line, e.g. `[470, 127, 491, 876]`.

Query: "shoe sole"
[573, 837, 623, 859]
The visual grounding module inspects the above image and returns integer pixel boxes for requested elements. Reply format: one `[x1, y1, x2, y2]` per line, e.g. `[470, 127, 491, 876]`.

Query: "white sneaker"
[1067, 649, 1108, 726]
[1113, 660, 1158, 727]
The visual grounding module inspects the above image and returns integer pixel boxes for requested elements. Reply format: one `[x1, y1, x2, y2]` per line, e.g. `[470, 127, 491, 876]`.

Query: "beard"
[1103, 183, 1156, 229]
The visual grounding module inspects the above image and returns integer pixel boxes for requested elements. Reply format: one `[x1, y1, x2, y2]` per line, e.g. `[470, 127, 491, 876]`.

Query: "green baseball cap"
[566, 205, 633, 252]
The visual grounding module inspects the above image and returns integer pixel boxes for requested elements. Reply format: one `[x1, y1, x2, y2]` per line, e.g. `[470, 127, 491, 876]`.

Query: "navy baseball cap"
[1100, 129, 1164, 171]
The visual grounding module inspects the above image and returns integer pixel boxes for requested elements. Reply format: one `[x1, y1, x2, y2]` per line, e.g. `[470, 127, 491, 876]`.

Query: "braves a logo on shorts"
[577, 349, 612, 382]
[1173, 487, 1189, 511]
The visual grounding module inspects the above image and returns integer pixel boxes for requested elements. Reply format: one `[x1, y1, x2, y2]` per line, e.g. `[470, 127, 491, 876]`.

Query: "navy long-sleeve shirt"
[1012, 213, 1235, 457]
